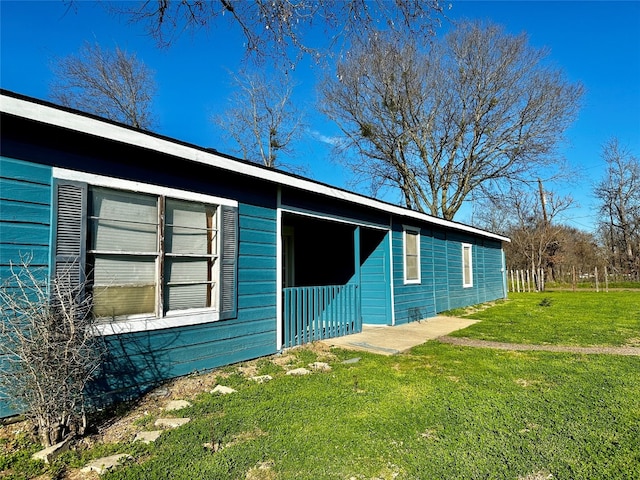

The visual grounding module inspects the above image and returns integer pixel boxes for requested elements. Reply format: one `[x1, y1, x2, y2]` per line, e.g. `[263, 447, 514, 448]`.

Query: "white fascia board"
[1, 92, 510, 243]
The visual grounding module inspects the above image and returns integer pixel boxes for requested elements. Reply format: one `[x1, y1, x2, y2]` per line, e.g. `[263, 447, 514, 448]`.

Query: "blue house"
[0, 90, 509, 417]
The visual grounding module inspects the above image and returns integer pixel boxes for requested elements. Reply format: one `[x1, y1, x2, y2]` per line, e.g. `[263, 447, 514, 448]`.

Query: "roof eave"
[0, 90, 511, 243]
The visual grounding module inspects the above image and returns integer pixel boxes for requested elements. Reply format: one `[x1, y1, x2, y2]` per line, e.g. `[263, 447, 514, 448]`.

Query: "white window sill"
[93, 310, 221, 336]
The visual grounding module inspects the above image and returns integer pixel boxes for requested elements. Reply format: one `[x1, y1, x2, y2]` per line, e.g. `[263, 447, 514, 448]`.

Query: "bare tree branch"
[213, 69, 305, 171]
[105, 0, 444, 69]
[320, 21, 584, 220]
[0, 256, 104, 446]
[594, 138, 640, 276]
[50, 41, 157, 129]
[473, 186, 576, 282]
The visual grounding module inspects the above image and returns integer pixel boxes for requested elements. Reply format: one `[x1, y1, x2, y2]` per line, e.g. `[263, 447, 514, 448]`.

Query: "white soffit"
[1, 92, 510, 243]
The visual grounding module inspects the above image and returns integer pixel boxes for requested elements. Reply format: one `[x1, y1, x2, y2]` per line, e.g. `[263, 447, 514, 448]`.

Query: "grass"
[446, 291, 640, 346]
[2, 291, 639, 479]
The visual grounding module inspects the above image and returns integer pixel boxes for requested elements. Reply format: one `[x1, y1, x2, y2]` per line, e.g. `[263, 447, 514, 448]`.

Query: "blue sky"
[1, 0, 639, 233]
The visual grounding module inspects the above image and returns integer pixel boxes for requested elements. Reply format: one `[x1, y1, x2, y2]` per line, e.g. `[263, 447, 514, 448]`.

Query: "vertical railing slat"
[315, 286, 321, 340]
[283, 284, 359, 347]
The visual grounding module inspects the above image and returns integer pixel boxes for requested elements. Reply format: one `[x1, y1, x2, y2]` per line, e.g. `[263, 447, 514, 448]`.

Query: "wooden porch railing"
[283, 284, 361, 347]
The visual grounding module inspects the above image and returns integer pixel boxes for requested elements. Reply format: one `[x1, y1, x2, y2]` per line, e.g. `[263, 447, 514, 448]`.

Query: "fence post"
[604, 266, 609, 292]
[572, 266, 576, 291]
[595, 266, 599, 292]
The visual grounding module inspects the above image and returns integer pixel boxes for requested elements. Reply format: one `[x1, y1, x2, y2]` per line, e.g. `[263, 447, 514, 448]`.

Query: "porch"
[281, 213, 392, 348]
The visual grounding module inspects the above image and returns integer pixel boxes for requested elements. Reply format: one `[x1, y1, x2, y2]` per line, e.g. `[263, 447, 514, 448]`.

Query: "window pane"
[406, 256, 419, 280]
[164, 200, 218, 312]
[91, 188, 158, 252]
[405, 229, 419, 282]
[166, 257, 209, 283]
[166, 199, 216, 255]
[166, 284, 209, 310]
[92, 254, 156, 317]
[463, 245, 472, 286]
[406, 231, 418, 255]
[165, 258, 212, 311]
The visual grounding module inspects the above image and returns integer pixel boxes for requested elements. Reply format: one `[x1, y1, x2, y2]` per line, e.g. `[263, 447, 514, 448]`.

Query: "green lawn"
[2, 291, 639, 479]
[447, 291, 640, 346]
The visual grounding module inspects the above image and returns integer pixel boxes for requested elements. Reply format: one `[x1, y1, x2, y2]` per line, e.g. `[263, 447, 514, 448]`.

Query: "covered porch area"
[281, 212, 392, 348]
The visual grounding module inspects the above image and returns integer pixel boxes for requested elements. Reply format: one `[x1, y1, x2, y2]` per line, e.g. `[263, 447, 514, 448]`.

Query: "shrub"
[0, 258, 104, 447]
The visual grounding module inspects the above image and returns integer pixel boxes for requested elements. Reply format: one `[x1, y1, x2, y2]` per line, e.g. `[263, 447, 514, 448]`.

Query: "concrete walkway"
[322, 316, 478, 355]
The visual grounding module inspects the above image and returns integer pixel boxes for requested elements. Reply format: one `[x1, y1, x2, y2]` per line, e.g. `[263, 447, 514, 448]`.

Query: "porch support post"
[276, 187, 283, 350]
[353, 225, 361, 288]
[353, 226, 362, 329]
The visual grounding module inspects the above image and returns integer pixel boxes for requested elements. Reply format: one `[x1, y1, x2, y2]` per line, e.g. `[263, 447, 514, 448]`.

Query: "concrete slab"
[32, 439, 70, 464]
[164, 400, 191, 411]
[134, 430, 163, 444]
[211, 385, 236, 395]
[309, 362, 331, 371]
[81, 454, 132, 474]
[154, 417, 191, 429]
[321, 316, 478, 355]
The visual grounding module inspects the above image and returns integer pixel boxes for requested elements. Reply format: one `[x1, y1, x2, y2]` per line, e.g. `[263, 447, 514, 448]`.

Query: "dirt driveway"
[438, 335, 640, 356]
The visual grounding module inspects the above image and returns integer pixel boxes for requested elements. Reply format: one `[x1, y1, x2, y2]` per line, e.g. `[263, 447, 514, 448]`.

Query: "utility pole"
[538, 178, 548, 225]
[537, 178, 549, 290]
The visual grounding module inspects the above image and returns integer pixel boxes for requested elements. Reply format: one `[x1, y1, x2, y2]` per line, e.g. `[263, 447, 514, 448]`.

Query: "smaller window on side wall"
[462, 243, 473, 288]
[403, 227, 421, 284]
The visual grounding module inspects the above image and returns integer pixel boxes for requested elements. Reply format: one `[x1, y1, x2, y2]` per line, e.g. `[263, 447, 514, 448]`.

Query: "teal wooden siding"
[1, 93, 509, 420]
[445, 232, 505, 310]
[392, 225, 437, 325]
[0, 157, 53, 417]
[360, 231, 392, 325]
[0, 157, 52, 272]
[391, 222, 506, 325]
[432, 229, 450, 312]
[0, 157, 280, 413]
[92, 201, 279, 406]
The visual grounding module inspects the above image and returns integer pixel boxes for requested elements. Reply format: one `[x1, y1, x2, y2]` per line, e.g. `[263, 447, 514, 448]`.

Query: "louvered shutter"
[52, 180, 87, 299]
[219, 205, 238, 319]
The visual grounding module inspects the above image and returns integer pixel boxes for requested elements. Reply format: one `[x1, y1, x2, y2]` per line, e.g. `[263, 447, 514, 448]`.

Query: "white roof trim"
[1, 92, 510, 243]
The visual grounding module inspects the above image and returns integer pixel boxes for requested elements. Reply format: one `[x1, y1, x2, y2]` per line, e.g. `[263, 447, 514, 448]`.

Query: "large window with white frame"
[462, 243, 473, 288]
[403, 226, 421, 284]
[52, 172, 238, 334]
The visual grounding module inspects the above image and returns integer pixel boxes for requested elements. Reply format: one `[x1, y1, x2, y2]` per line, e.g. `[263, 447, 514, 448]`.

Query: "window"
[53, 177, 238, 333]
[462, 243, 473, 288]
[403, 227, 420, 284]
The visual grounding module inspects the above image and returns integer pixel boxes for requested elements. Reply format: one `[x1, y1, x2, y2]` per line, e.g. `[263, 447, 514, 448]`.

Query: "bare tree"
[474, 185, 574, 282]
[594, 138, 640, 277]
[214, 69, 304, 169]
[0, 257, 103, 447]
[320, 21, 584, 220]
[50, 41, 157, 129]
[107, 0, 444, 67]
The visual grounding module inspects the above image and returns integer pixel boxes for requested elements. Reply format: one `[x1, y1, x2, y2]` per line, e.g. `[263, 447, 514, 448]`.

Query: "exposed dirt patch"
[438, 336, 640, 356]
[458, 301, 498, 315]
[518, 470, 553, 480]
[1, 345, 335, 479]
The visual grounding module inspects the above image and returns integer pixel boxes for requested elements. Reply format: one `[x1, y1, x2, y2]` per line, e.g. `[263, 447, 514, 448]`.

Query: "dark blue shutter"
[52, 180, 87, 298]
[219, 205, 238, 319]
